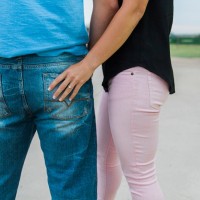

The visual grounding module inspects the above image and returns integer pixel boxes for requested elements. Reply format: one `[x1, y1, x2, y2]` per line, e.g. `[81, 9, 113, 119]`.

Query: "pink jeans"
[97, 67, 169, 200]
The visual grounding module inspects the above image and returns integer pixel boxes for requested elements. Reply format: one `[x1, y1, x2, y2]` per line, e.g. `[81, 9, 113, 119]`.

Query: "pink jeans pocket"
[147, 72, 169, 110]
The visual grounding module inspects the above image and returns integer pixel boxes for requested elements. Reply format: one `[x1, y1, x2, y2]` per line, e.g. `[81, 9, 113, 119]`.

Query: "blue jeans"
[0, 53, 97, 200]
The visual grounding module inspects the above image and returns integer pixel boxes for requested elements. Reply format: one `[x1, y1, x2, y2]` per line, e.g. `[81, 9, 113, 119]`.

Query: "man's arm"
[49, 0, 149, 101]
[89, 0, 119, 49]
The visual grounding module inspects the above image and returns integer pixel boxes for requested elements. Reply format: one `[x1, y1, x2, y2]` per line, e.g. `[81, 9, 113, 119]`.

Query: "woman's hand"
[48, 60, 94, 101]
[48, 0, 148, 102]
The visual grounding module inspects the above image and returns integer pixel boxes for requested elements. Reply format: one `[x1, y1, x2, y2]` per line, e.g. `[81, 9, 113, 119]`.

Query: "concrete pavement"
[16, 58, 200, 200]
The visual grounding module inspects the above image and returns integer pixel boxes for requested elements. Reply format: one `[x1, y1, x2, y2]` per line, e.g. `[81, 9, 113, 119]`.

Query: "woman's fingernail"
[69, 98, 72, 101]
[48, 87, 51, 91]
[59, 98, 62, 101]
[53, 95, 56, 99]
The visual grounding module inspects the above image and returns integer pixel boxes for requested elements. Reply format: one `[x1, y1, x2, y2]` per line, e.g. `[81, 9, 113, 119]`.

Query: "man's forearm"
[84, 0, 149, 70]
[89, 0, 119, 49]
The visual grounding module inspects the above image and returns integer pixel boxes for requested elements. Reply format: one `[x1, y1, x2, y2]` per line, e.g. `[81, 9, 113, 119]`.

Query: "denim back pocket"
[43, 73, 92, 120]
[0, 74, 12, 118]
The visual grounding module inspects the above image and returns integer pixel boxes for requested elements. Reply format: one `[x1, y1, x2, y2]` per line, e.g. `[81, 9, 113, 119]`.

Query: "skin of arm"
[88, 0, 119, 49]
[48, 0, 149, 101]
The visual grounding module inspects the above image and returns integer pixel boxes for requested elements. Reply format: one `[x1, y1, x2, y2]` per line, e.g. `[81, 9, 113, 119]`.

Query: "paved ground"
[16, 58, 200, 200]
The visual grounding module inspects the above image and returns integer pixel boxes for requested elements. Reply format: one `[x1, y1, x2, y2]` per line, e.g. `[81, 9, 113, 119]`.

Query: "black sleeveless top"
[102, 0, 175, 94]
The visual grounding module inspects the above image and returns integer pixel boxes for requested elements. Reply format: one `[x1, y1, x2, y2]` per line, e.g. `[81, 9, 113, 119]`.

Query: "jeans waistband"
[0, 53, 85, 68]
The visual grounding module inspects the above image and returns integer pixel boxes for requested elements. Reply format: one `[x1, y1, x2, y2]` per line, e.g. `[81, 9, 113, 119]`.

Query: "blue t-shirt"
[0, 0, 88, 58]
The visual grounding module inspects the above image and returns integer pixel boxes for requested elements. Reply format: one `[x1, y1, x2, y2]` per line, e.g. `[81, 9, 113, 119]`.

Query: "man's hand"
[48, 61, 94, 101]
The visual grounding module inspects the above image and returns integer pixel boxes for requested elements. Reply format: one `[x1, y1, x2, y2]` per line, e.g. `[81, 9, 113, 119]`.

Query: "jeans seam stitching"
[0, 74, 12, 117]
[130, 75, 139, 167]
[104, 133, 113, 199]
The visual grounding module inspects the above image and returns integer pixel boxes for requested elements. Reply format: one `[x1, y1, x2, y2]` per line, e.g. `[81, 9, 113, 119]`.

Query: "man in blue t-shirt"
[0, 1, 97, 199]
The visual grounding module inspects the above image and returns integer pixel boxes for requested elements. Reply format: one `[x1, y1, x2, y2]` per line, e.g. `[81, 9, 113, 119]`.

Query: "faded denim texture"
[0, 53, 97, 200]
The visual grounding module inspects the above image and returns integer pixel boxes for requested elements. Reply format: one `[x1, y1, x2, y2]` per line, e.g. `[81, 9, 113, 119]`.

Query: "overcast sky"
[84, 0, 200, 34]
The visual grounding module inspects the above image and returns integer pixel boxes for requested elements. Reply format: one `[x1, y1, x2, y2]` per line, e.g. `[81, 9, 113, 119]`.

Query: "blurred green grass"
[170, 44, 200, 58]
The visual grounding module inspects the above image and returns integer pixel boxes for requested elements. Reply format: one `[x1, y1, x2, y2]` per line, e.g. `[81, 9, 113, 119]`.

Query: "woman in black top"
[50, 0, 174, 199]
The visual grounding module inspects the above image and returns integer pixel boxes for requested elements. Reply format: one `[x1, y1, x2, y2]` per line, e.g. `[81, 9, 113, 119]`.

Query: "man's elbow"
[123, 0, 148, 19]
[109, 0, 119, 10]
[98, 0, 119, 11]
